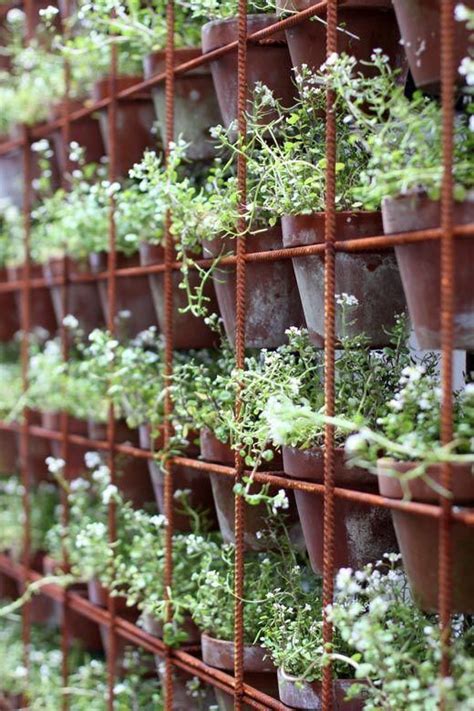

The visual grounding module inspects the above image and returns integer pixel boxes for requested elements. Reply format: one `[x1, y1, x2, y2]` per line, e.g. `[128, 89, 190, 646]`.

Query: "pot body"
[0, 428, 18, 475]
[283, 446, 397, 574]
[139, 242, 218, 349]
[281, 212, 406, 347]
[7, 263, 57, 335]
[278, 0, 405, 80]
[378, 459, 474, 613]
[202, 634, 278, 711]
[87, 418, 139, 446]
[277, 669, 365, 710]
[204, 224, 305, 348]
[0, 268, 20, 341]
[42, 257, 104, 335]
[92, 77, 157, 177]
[382, 193, 474, 349]
[200, 429, 301, 550]
[144, 49, 222, 160]
[50, 100, 105, 174]
[89, 251, 158, 337]
[392, 0, 474, 92]
[202, 15, 295, 128]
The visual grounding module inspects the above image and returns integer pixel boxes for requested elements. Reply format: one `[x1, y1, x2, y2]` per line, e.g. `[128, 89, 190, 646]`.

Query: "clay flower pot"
[377, 458, 474, 613]
[382, 192, 474, 349]
[202, 633, 279, 711]
[42, 256, 104, 335]
[139, 424, 217, 531]
[92, 76, 157, 177]
[0, 268, 20, 341]
[0, 570, 19, 600]
[282, 446, 398, 575]
[141, 610, 201, 645]
[87, 418, 139, 446]
[392, 0, 474, 93]
[139, 242, 218, 349]
[282, 212, 406, 347]
[89, 251, 158, 336]
[203, 224, 305, 348]
[202, 14, 295, 128]
[143, 48, 222, 161]
[42, 411, 90, 479]
[277, 669, 365, 710]
[200, 429, 301, 551]
[277, 0, 406, 79]
[49, 100, 105, 174]
[7, 263, 57, 334]
[87, 577, 136, 615]
[0, 429, 18, 474]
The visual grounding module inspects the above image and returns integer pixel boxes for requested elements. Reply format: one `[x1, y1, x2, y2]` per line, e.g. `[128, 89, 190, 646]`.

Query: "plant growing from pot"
[329, 555, 474, 710]
[241, 58, 406, 347]
[179, 0, 295, 129]
[328, 52, 474, 349]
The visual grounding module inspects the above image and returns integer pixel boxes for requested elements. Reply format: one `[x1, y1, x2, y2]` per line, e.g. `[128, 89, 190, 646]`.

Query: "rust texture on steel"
[2, 0, 469, 709]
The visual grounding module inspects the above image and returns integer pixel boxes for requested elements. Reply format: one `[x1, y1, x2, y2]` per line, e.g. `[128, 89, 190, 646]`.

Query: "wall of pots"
[0, 0, 473, 709]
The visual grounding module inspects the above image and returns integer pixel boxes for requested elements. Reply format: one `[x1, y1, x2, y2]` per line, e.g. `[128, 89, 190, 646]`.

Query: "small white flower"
[45, 457, 65, 475]
[85, 451, 102, 469]
[455, 3, 469, 21]
[62, 314, 79, 330]
[102, 484, 118, 504]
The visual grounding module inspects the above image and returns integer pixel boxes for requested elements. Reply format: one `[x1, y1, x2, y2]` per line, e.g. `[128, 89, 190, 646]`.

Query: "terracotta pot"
[143, 49, 221, 160]
[202, 633, 278, 711]
[277, 669, 365, 710]
[204, 224, 305, 348]
[378, 458, 474, 613]
[42, 257, 104, 335]
[7, 263, 57, 335]
[0, 570, 19, 600]
[42, 411, 89, 479]
[141, 610, 201, 645]
[87, 418, 139, 446]
[49, 100, 105, 174]
[200, 429, 301, 551]
[283, 446, 398, 574]
[281, 212, 406, 347]
[0, 429, 18, 474]
[139, 242, 218, 349]
[92, 76, 157, 177]
[0, 268, 19, 341]
[277, 0, 405, 80]
[382, 193, 474, 349]
[139, 424, 218, 532]
[392, 0, 474, 93]
[89, 251, 158, 337]
[87, 577, 135, 615]
[202, 15, 295, 128]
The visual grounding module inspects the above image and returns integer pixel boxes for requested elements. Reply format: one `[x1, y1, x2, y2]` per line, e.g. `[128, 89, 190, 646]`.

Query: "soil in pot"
[277, 0, 406, 80]
[277, 669, 366, 710]
[92, 77, 157, 178]
[89, 251, 158, 337]
[139, 242, 218, 349]
[382, 192, 474, 350]
[0, 429, 18, 475]
[200, 429, 302, 551]
[0, 268, 19, 341]
[42, 257, 104, 336]
[139, 424, 218, 532]
[283, 446, 398, 575]
[392, 0, 474, 93]
[7, 263, 57, 334]
[49, 100, 105, 174]
[201, 633, 279, 711]
[201, 14, 295, 129]
[281, 212, 406, 347]
[204, 224, 305, 349]
[378, 458, 474, 613]
[143, 49, 221, 161]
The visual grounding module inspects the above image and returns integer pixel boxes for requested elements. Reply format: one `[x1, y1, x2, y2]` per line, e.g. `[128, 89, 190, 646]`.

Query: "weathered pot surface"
[0, 267, 20, 342]
[87, 418, 140, 446]
[139, 242, 218, 349]
[277, 668, 366, 710]
[87, 578, 135, 615]
[392, 0, 474, 93]
[377, 458, 474, 613]
[49, 99, 105, 173]
[204, 225, 305, 348]
[382, 192, 474, 349]
[283, 446, 398, 574]
[277, 0, 406, 83]
[202, 14, 295, 128]
[281, 212, 406, 347]
[377, 458, 474, 503]
[144, 48, 222, 160]
[0, 429, 18, 475]
[89, 251, 158, 336]
[7, 263, 57, 334]
[201, 633, 275, 672]
[141, 610, 201, 645]
[92, 76, 157, 177]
